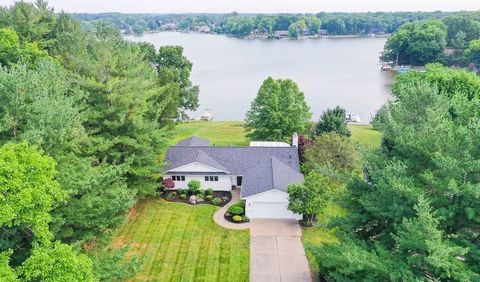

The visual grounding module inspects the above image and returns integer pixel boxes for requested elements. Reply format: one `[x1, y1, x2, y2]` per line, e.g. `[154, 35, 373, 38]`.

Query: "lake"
[126, 32, 394, 123]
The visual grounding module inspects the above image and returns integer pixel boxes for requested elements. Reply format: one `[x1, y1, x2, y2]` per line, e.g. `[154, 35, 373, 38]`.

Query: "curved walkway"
[213, 188, 250, 230]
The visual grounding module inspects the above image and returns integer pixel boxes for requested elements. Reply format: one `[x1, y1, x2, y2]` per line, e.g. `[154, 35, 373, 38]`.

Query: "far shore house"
[164, 135, 304, 219]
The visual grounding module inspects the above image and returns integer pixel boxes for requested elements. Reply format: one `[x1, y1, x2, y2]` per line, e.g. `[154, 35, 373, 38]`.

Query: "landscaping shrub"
[206, 188, 213, 195]
[172, 191, 177, 196]
[227, 205, 244, 215]
[177, 188, 186, 195]
[206, 195, 213, 200]
[164, 193, 173, 200]
[196, 194, 204, 200]
[180, 194, 187, 199]
[237, 201, 246, 209]
[232, 215, 243, 222]
[211, 198, 222, 206]
[187, 180, 201, 195]
[198, 189, 205, 196]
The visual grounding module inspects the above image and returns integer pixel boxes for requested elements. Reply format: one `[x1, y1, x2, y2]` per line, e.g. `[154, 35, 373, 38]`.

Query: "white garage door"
[252, 202, 301, 219]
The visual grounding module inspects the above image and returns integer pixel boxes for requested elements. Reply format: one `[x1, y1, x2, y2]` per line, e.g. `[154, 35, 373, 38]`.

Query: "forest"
[0, 1, 197, 280]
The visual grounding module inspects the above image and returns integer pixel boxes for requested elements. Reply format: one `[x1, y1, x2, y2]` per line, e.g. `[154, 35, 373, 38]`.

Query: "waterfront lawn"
[173, 121, 381, 148]
[114, 199, 249, 281]
[172, 121, 248, 146]
[348, 124, 382, 148]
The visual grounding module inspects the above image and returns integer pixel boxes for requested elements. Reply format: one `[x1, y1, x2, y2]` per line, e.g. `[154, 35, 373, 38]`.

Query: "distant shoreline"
[128, 29, 391, 40]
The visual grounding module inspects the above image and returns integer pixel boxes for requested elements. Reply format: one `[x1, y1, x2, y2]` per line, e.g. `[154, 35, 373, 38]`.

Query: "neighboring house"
[274, 30, 289, 37]
[164, 135, 304, 219]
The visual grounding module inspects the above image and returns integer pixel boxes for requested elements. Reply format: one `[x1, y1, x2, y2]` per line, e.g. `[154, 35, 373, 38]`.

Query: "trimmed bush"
[164, 193, 173, 200]
[211, 198, 222, 206]
[232, 215, 243, 222]
[206, 195, 213, 200]
[180, 194, 187, 199]
[227, 205, 244, 215]
[188, 180, 201, 195]
[172, 191, 177, 196]
[206, 188, 214, 195]
[237, 201, 246, 209]
[196, 193, 204, 200]
[198, 189, 205, 196]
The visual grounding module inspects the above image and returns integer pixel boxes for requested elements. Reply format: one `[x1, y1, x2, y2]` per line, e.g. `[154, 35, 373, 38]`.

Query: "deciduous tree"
[245, 77, 311, 142]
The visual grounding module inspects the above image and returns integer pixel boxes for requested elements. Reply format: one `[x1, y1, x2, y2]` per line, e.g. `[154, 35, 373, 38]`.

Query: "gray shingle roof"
[166, 150, 230, 173]
[165, 137, 304, 198]
[175, 136, 210, 146]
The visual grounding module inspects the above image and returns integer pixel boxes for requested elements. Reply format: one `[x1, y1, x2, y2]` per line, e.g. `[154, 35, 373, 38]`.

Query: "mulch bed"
[161, 191, 232, 207]
[224, 212, 249, 224]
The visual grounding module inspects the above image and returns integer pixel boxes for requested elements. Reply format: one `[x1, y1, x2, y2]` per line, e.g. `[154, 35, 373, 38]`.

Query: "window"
[204, 176, 219, 182]
[172, 175, 185, 181]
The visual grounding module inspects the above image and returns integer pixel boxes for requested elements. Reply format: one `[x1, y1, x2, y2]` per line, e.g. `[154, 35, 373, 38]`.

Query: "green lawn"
[302, 202, 346, 280]
[348, 124, 382, 148]
[114, 200, 249, 281]
[172, 121, 248, 146]
[173, 121, 381, 149]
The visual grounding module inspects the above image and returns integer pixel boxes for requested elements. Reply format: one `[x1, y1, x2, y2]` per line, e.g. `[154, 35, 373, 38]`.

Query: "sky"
[0, 0, 478, 13]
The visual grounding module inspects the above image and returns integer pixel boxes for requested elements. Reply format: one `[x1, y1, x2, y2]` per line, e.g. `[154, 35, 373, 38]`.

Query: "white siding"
[167, 162, 226, 173]
[245, 189, 302, 220]
[166, 174, 232, 191]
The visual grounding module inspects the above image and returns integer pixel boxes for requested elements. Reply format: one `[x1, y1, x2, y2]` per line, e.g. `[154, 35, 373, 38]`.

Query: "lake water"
[126, 32, 394, 123]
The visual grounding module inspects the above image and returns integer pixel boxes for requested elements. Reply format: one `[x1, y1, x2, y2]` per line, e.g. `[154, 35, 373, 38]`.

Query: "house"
[274, 30, 289, 37]
[164, 135, 304, 219]
[319, 29, 328, 36]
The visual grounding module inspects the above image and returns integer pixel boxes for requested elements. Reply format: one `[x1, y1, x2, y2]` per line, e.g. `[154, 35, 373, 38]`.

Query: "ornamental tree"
[162, 177, 175, 189]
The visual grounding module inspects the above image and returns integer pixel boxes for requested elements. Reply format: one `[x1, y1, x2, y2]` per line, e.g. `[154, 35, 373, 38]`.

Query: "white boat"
[346, 114, 362, 123]
[200, 109, 214, 121]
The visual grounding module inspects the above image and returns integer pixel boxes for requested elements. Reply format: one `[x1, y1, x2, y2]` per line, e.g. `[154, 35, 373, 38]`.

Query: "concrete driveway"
[250, 219, 311, 282]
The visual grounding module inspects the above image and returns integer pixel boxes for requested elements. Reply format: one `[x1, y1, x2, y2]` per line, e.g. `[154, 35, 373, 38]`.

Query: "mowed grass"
[348, 124, 382, 148]
[114, 199, 249, 281]
[173, 121, 381, 148]
[172, 121, 248, 146]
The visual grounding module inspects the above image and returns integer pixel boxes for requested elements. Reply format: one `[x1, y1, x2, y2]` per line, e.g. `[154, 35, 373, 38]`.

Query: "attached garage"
[245, 189, 302, 220]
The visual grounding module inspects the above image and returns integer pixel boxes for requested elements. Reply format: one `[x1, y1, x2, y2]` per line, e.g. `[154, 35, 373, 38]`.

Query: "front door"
[237, 176, 243, 186]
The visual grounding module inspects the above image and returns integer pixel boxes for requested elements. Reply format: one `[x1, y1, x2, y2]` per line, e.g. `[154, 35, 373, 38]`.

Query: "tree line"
[74, 11, 480, 37]
[0, 0, 198, 280]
